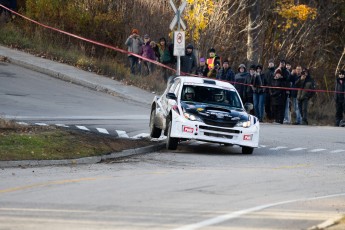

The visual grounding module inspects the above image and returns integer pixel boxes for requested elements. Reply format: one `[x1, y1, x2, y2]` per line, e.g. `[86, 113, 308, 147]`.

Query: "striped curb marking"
[96, 128, 109, 134]
[13, 122, 345, 153]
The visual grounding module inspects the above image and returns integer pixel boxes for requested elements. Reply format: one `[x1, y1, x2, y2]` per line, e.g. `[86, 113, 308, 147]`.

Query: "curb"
[0, 142, 166, 168]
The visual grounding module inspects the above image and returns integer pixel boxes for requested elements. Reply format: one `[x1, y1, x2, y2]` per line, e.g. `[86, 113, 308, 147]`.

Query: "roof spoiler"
[203, 79, 216, 85]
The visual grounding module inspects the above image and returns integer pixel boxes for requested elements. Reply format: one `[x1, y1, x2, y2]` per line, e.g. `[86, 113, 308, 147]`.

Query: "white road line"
[76, 125, 90, 131]
[35, 123, 48, 126]
[259, 145, 267, 148]
[173, 193, 345, 230]
[151, 136, 167, 141]
[116, 130, 129, 138]
[309, 149, 326, 152]
[269, 146, 288, 151]
[16, 122, 29, 125]
[131, 133, 150, 139]
[289, 148, 307, 151]
[330, 149, 345, 153]
[55, 124, 69, 128]
[96, 128, 109, 134]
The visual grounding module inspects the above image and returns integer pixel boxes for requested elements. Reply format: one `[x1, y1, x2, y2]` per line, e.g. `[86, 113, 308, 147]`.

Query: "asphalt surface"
[0, 45, 166, 168]
[0, 45, 343, 229]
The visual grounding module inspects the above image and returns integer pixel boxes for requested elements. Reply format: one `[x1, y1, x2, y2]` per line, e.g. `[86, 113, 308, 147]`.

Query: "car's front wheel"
[149, 109, 161, 138]
[166, 120, 178, 150]
[242, 146, 254, 154]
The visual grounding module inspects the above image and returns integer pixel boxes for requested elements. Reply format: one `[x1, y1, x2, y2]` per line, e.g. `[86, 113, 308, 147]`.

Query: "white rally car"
[149, 76, 260, 154]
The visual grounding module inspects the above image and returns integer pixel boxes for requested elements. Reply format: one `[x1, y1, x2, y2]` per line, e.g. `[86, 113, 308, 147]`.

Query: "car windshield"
[181, 85, 243, 108]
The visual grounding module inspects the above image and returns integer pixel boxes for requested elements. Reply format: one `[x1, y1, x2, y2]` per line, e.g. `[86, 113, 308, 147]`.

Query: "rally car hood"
[180, 101, 249, 128]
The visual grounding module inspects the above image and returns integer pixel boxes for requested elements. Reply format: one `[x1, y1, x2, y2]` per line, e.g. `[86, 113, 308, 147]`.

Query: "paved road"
[1, 49, 344, 229]
[1, 125, 344, 229]
[0, 61, 151, 137]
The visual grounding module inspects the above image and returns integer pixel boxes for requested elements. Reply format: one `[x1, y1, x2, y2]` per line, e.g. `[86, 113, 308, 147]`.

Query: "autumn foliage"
[1, 0, 345, 124]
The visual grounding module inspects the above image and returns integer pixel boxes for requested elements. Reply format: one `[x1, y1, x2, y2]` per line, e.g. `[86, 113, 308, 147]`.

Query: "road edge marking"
[173, 193, 345, 230]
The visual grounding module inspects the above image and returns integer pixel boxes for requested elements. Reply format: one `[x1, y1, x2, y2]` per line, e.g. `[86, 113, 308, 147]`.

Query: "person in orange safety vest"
[206, 48, 221, 78]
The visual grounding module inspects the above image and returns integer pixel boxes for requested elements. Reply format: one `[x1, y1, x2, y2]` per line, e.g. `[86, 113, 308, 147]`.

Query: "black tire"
[149, 109, 161, 138]
[166, 120, 178, 150]
[242, 146, 254, 154]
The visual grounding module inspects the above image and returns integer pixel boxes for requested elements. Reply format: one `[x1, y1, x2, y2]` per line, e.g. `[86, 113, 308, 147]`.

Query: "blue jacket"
[216, 68, 234, 82]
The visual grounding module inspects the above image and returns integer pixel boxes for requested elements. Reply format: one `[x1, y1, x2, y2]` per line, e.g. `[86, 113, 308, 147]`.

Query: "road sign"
[169, 0, 187, 31]
[173, 31, 185, 56]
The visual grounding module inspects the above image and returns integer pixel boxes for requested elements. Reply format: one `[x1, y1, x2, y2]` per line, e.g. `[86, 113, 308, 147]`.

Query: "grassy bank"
[0, 21, 167, 94]
[0, 119, 153, 161]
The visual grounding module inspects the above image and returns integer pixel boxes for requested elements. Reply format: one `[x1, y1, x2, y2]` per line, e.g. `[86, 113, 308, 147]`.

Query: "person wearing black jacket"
[244, 65, 257, 114]
[264, 59, 275, 120]
[181, 44, 197, 74]
[234, 64, 250, 102]
[289, 65, 303, 124]
[275, 60, 291, 123]
[195, 57, 209, 77]
[252, 65, 267, 122]
[295, 69, 315, 125]
[270, 69, 286, 124]
[335, 70, 345, 126]
[216, 60, 234, 82]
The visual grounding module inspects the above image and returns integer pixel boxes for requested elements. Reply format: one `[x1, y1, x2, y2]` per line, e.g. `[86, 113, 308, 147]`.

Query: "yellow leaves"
[279, 4, 317, 21]
[183, 0, 215, 45]
[276, 3, 318, 31]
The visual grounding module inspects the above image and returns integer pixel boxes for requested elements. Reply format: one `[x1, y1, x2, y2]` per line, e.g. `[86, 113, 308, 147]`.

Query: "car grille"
[199, 125, 241, 134]
[202, 119, 238, 128]
[204, 132, 233, 139]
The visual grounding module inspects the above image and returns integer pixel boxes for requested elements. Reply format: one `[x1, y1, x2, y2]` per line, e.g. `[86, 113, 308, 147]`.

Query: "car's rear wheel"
[166, 120, 178, 150]
[242, 146, 254, 154]
[149, 109, 161, 138]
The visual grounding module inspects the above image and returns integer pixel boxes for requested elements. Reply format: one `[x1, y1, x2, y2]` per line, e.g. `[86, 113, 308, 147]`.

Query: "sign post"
[169, 0, 187, 76]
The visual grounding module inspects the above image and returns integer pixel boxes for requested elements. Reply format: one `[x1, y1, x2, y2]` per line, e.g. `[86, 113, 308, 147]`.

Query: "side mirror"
[244, 103, 253, 113]
[166, 93, 177, 100]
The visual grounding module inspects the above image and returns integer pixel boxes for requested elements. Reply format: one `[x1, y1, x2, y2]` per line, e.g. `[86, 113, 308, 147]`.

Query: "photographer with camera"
[295, 69, 315, 125]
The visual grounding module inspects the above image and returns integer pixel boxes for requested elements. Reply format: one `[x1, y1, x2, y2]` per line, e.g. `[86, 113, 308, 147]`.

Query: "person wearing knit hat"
[335, 69, 345, 126]
[264, 59, 276, 121]
[216, 59, 234, 82]
[289, 65, 303, 125]
[234, 64, 250, 102]
[181, 44, 197, 74]
[295, 68, 316, 125]
[252, 64, 267, 122]
[244, 64, 257, 106]
[195, 57, 209, 77]
[206, 48, 221, 78]
[275, 68, 282, 76]
[141, 34, 156, 75]
[270, 68, 286, 124]
[156, 37, 174, 82]
[125, 28, 143, 74]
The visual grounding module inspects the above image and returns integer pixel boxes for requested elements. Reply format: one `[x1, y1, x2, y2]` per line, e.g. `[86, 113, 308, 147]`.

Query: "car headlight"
[235, 120, 251, 128]
[184, 112, 201, 121]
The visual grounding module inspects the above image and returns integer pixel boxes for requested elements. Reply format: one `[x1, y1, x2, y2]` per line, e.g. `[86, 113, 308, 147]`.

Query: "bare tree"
[246, 0, 262, 64]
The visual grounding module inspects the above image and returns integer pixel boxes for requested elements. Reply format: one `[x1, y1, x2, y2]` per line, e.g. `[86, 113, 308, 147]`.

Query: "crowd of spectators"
[124, 29, 345, 127]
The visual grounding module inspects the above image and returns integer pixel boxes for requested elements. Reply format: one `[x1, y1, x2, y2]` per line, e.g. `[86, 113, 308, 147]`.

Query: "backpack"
[308, 79, 316, 98]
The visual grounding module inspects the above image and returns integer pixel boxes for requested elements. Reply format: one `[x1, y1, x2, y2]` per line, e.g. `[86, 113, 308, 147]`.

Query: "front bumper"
[170, 114, 260, 148]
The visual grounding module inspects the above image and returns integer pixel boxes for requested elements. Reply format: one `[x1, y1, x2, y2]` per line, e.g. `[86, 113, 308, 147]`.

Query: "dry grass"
[0, 118, 154, 161]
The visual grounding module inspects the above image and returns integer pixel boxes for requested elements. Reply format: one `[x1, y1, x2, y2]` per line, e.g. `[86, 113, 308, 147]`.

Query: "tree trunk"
[247, 0, 261, 64]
